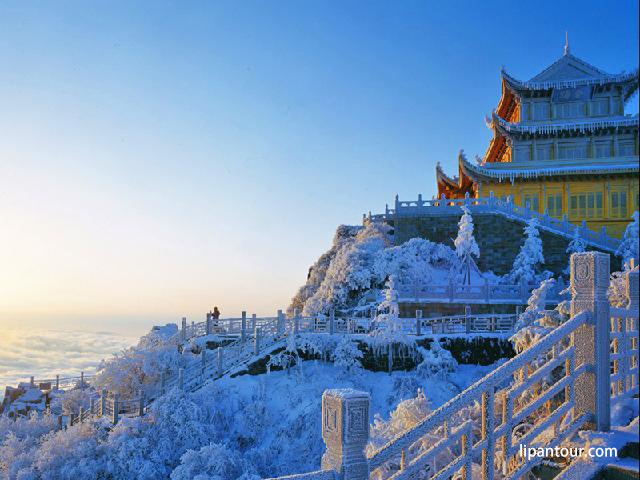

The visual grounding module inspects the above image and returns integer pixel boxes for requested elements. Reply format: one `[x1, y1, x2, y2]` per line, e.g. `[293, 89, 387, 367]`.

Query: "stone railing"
[266, 253, 639, 480]
[397, 278, 563, 305]
[364, 192, 622, 252]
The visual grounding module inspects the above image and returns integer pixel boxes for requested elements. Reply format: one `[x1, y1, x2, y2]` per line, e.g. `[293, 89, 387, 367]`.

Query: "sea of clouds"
[0, 328, 137, 397]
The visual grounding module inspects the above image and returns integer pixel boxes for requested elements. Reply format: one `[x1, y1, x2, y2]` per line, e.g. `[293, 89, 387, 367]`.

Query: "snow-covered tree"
[563, 227, 587, 274]
[510, 278, 560, 353]
[415, 342, 457, 379]
[93, 324, 183, 397]
[454, 206, 480, 285]
[608, 263, 639, 307]
[509, 217, 546, 284]
[616, 211, 639, 267]
[332, 337, 363, 376]
[170, 443, 258, 480]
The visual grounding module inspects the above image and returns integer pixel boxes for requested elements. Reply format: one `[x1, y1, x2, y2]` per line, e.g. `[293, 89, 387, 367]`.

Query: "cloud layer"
[0, 328, 136, 394]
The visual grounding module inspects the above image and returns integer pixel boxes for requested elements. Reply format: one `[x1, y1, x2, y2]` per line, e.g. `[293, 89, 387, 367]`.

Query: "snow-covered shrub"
[289, 223, 461, 315]
[293, 223, 392, 315]
[333, 337, 363, 376]
[415, 342, 457, 379]
[170, 443, 259, 480]
[608, 264, 639, 307]
[616, 211, 639, 266]
[510, 278, 560, 353]
[59, 388, 94, 415]
[93, 324, 182, 397]
[376, 238, 460, 287]
[509, 217, 548, 284]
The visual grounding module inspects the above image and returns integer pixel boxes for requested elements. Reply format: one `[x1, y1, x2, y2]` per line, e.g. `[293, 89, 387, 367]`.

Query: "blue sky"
[0, 0, 638, 335]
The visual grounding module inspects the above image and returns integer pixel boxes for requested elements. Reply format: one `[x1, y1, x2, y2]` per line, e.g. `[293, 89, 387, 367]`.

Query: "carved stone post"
[112, 394, 119, 424]
[254, 327, 261, 355]
[570, 252, 611, 431]
[465, 305, 471, 334]
[321, 389, 370, 480]
[627, 269, 639, 312]
[251, 313, 257, 336]
[415, 309, 422, 336]
[100, 388, 107, 416]
[217, 347, 223, 377]
[277, 309, 284, 336]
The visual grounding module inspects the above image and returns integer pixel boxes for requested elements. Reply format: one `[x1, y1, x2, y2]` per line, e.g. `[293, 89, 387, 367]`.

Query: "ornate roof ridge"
[530, 52, 608, 82]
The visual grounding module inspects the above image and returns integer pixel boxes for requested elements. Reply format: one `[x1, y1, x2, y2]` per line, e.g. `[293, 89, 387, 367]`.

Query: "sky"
[0, 0, 638, 344]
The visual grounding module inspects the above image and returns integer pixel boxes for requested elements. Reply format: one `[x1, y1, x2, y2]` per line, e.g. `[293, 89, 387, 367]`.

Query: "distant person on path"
[212, 306, 220, 319]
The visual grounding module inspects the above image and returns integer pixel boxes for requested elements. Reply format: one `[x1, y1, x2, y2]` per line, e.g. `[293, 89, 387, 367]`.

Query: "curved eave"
[436, 164, 460, 189]
[501, 68, 639, 104]
[460, 157, 639, 182]
[492, 114, 639, 137]
[495, 78, 520, 122]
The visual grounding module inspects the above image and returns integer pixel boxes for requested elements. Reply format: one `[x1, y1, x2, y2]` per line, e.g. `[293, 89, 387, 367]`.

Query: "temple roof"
[501, 50, 639, 100]
[459, 153, 639, 182]
[489, 112, 639, 138]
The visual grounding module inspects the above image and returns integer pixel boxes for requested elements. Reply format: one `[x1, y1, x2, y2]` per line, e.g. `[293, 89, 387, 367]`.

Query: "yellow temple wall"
[480, 176, 639, 238]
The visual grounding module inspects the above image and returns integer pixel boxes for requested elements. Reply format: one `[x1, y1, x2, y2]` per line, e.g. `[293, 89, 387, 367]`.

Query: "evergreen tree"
[454, 206, 480, 285]
[510, 216, 545, 284]
[564, 227, 587, 274]
[616, 211, 639, 267]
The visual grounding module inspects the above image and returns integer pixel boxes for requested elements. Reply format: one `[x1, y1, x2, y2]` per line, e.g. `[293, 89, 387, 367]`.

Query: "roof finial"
[564, 31, 570, 55]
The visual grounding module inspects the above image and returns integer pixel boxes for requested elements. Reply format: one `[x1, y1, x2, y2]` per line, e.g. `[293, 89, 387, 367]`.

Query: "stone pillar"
[570, 252, 611, 431]
[90, 398, 95, 415]
[101, 389, 107, 416]
[465, 305, 471, 334]
[55, 374, 59, 391]
[80, 371, 84, 390]
[112, 394, 119, 424]
[241, 311, 247, 342]
[321, 389, 370, 480]
[330, 309, 335, 335]
[217, 347, 223, 377]
[251, 313, 257, 336]
[277, 309, 284, 336]
[181, 317, 187, 341]
[294, 308, 300, 335]
[627, 269, 639, 312]
[254, 327, 261, 355]
[30, 376, 34, 387]
[206, 312, 212, 335]
[415, 309, 422, 336]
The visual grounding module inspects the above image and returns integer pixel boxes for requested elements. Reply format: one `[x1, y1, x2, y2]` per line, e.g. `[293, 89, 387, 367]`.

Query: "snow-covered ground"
[0, 357, 499, 479]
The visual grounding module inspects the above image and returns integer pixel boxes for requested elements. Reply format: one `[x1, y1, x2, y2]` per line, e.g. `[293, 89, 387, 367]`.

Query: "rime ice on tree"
[510, 216, 545, 284]
[454, 206, 480, 285]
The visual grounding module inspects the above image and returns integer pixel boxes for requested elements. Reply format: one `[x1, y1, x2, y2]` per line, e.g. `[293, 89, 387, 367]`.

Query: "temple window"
[557, 102, 585, 119]
[570, 192, 603, 219]
[594, 141, 612, 158]
[547, 193, 563, 217]
[591, 98, 609, 116]
[524, 193, 539, 211]
[558, 144, 588, 160]
[610, 190, 628, 218]
[536, 145, 552, 160]
[619, 142, 635, 156]
[533, 103, 550, 120]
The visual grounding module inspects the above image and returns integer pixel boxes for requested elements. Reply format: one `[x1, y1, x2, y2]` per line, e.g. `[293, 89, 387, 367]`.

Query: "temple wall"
[392, 212, 622, 276]
[482, 176, 638, 238]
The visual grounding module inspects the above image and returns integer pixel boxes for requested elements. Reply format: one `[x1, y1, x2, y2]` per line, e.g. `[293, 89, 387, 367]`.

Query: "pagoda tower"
[436, 41, 639, 237]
